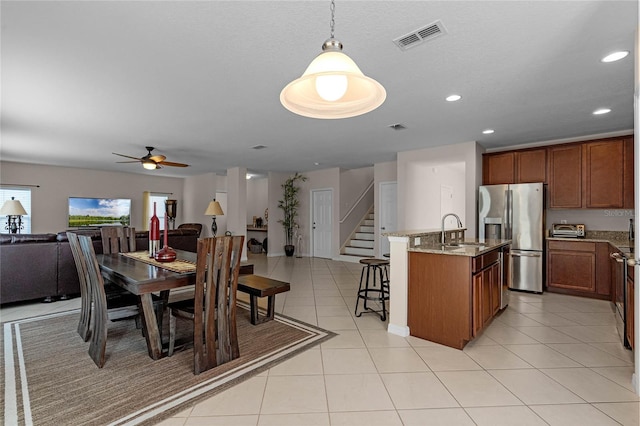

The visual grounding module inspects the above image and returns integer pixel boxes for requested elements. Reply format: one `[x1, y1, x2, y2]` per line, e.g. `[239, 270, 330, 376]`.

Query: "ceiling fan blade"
[113, 152, 143, 161]
[149, 154, 166, 162]
[116, 160, 142, 163]
[159, 160, 189, 167]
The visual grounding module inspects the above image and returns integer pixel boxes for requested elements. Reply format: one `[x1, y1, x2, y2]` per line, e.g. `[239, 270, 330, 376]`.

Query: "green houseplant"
[278, 172, 307, 257]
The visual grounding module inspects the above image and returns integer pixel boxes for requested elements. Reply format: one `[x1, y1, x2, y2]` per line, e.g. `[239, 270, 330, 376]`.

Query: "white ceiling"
[1, 1, 636, 178]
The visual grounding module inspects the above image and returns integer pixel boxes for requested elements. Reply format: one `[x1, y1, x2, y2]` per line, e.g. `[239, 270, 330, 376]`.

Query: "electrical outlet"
[561, 219, 567, 224]
[414, 237, 421, 245]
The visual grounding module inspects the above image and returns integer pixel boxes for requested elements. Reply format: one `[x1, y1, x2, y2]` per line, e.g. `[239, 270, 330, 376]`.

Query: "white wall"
[0, 161, 184, 233]
[183, 172, 217, 233]
[246, 177, 268, 226]
[374, 161, 398, 256]
[397, 141, 481, 237]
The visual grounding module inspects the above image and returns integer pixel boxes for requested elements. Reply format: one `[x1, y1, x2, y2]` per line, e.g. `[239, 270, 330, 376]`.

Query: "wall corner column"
[387, 235, 410, 337]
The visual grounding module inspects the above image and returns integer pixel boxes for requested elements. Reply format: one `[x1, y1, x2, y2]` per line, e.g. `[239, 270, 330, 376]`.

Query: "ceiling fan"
[112, 146, 189, 170]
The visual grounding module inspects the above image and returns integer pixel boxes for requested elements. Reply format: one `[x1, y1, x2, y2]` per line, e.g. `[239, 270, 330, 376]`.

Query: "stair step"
[355, 232, 374, 240]
[350, 239, 374, 248]
[363, 219, 374, 226]
[344, 246, 375, 256]
[359, 225, 374, 233]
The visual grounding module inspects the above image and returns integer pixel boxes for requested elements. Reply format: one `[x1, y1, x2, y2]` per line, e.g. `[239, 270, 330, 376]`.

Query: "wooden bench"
[237, 275, 290, 325]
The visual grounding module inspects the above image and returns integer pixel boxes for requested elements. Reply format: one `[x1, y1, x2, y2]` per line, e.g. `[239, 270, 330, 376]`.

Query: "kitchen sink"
[443, 242, 483, 247]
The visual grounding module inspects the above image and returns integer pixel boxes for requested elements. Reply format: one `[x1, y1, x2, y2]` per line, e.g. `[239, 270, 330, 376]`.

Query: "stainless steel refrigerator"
[478, 183, 544, 293]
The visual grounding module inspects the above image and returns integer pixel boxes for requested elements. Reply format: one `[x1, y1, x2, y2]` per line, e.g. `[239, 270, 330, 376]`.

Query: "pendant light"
[280, 0, 386, 119]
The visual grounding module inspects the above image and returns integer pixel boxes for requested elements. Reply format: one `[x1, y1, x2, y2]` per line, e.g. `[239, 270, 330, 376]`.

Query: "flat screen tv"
[68, 197, 131, 228]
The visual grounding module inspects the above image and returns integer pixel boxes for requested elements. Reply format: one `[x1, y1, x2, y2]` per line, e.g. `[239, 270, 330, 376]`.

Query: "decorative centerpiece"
[149, 202, 160, 258]
[155, 216, 176, 262]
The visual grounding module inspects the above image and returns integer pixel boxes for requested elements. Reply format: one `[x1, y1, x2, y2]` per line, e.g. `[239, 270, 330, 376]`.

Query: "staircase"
[339, 210, 375, 262]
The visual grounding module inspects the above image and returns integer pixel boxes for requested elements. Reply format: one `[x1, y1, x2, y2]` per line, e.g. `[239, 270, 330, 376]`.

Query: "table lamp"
[0, 197, 27, 234]
[204, 199, 224, 236]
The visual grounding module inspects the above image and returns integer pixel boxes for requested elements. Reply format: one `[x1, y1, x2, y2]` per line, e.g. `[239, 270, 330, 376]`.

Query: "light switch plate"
[414, 237, 421, 245]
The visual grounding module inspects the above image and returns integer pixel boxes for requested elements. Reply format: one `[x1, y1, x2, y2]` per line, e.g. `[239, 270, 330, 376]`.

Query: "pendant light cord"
[329, 0, 336, 39]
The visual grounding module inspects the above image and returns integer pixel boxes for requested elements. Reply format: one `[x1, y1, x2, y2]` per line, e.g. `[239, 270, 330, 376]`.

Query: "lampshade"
[204, 200, 224, 216]
[0, 197, 27, 215]
[280, 39, 386, 119]
[280, 1, 385, 119]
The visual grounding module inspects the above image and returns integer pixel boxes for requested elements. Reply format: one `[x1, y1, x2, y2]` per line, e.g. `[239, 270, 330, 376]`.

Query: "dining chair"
[167, 235, 244, 374]
[100, 226, 136, 254]
[67, 232, 93, 341]
[78, 234, 141, 368]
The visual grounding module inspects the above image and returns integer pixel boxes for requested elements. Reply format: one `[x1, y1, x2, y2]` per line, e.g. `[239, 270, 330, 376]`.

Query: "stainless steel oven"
[611, 249, 630, 349]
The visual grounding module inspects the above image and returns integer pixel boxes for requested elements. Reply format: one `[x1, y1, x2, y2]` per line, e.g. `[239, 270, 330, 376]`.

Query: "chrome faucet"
[441, 213, 463, 244]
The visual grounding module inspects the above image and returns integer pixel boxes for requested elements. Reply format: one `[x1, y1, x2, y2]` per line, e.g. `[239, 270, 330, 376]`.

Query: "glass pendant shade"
[142, 160, 157, 170]
[280, 43, 386, 119]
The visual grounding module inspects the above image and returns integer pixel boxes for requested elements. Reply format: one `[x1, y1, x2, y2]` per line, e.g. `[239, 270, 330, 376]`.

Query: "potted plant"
[278, 172, 307, 257]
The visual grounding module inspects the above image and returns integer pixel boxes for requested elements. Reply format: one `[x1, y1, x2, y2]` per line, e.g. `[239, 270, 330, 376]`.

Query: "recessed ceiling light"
[446, 94, 462, 102]
[482, 129, 495, 134]
[593, 108, 611, 115]
[314, 162, 321, 166]
[601, 51, 629, 63]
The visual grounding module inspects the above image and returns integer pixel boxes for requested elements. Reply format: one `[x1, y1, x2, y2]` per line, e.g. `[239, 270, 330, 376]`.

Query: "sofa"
[0, 228, 199, 305]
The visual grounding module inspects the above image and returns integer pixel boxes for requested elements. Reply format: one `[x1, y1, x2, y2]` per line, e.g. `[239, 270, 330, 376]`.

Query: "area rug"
[2, 306, 335, 425]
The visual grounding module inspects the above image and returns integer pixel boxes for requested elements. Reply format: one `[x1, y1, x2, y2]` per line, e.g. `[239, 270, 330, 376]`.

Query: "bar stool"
[354, 258, 390, 321]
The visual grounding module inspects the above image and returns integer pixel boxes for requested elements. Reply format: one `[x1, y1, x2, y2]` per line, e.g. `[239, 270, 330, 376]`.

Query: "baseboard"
[387, 323, 410, 337]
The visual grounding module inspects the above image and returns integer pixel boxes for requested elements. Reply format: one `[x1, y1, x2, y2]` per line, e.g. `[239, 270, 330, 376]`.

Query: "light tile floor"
[2, 255, 639, 425]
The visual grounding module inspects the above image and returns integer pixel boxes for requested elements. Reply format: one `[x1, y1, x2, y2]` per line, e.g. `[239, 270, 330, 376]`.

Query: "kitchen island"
[385, 228, 509, 349]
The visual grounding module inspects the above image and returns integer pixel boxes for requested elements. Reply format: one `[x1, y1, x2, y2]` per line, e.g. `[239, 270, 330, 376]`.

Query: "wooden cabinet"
[483, 148, 546, 185]
[546, 240, 612, 299]
[472, 260, 501, 336]
[484, 136, 633, 209]
[627, 273, 634, 350]
[409, 247, 504, 349]
[483, 152, 515, 185]
[547, 136, 633, 209]
[548, 144, 582, 208]
[584, 139, 625, 208]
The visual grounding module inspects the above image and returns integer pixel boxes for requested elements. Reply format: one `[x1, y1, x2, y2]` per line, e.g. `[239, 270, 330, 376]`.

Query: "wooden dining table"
[97, 249, 197, 360]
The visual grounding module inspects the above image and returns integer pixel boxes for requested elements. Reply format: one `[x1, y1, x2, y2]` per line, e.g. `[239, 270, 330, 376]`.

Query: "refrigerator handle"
[511, 252, 542, 258]
[505, 188, 512, 240]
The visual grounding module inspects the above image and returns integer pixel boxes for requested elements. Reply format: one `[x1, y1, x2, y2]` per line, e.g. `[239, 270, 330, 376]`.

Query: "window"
[146, 193, 169, 230]
[0, 188, 32, 233]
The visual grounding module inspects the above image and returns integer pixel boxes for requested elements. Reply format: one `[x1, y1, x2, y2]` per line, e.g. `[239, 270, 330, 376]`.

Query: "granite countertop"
[547, 230, 634, 253]
[408, 238, 511, 257]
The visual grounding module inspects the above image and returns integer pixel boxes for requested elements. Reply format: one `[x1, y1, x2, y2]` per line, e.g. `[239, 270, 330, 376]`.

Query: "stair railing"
[339, 180, 374, 224]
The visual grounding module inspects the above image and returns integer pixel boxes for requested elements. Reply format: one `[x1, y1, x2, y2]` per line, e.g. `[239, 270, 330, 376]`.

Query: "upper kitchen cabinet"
[516, 148, 547, 183]
[482, 148, 546, 185]
[584, 138, 625, 208]
[548, 144, 582, 208]
[482, 152, 515, 185]
[548, 136, 633, 209]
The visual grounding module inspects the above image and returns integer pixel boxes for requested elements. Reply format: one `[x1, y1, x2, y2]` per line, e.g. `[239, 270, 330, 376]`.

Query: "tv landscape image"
[68, 197, 131, 227]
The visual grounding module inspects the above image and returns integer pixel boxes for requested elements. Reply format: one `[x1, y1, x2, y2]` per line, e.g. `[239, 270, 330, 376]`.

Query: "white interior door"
[312, 189, 332, 258]
[379, 182, 397, 256]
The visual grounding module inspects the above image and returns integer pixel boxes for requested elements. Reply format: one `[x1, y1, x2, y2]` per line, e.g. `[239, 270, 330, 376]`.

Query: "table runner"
[121, 250, 197, 273]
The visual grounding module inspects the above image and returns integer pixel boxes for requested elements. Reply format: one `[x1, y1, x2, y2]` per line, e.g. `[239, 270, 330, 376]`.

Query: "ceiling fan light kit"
[280, 0, 385, 119]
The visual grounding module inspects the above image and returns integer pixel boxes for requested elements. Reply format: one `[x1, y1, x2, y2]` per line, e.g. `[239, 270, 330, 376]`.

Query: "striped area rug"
[2, 306, 334, 425]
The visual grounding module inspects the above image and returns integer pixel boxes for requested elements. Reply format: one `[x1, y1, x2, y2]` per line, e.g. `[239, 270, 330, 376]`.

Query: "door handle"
[511, 252, 541, 258]
[381, 227, 386, 230]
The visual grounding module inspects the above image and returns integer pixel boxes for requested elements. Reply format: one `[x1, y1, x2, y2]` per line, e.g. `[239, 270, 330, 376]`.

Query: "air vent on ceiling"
[389, 123, 406, 131]
[251, 145, 267, 150]
[393, 20, 447, 51]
